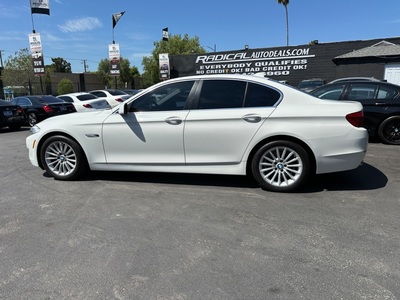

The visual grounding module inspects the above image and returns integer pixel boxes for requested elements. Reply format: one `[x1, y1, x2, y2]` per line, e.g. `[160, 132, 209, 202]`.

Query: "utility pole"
[0, 50, 4, 99]
[81, 59, 88, 72]
[0, 50, 4, 68]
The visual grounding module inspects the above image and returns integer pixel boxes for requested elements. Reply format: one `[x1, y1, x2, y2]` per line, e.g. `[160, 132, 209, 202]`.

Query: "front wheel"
[251, 141, 310, 192]
[40, 135, 87, 180]
[378, 116, 400, 145]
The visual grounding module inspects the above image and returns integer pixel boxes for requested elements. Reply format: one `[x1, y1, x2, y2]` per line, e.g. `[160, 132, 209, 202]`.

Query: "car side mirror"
[118, 103, 127, 115]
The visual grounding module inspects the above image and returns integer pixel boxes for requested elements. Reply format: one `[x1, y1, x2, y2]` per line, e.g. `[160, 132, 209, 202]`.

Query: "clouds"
[58, 17, 103, 33]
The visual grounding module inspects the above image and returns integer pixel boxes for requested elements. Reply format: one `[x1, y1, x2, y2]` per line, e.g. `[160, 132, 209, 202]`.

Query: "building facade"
[170, 37, 400, 87]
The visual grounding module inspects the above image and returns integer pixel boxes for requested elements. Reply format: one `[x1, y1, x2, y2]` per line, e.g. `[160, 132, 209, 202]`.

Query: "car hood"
[35, 109, 113, 128]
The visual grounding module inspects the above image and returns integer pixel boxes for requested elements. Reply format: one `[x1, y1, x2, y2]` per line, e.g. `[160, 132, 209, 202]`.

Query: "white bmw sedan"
[57, 92, 111, 112]
[26, 74, 368, 192]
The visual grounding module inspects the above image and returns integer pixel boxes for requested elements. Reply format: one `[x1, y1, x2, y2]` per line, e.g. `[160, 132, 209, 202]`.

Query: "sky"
[1, 0, 400, 74]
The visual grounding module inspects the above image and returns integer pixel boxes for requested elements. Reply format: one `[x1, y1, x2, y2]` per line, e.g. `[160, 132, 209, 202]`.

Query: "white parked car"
[88, 89, 130, 108]
[57, 92, 111, 112]
[26, 74, 368, 192]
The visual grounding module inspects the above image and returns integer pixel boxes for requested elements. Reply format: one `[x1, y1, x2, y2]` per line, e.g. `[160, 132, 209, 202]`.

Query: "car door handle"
[375, 102, 386, 105]
[242, 114, 262, 123]
[165, 117, 182, 125]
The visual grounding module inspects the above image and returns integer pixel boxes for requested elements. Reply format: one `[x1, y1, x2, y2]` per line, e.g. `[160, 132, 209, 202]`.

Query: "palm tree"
[277, 0, 290, 46]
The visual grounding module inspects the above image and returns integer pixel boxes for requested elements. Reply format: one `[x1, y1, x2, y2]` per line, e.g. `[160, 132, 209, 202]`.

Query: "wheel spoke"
[258, 146, 303, 188]
[45, 140, 77, 176]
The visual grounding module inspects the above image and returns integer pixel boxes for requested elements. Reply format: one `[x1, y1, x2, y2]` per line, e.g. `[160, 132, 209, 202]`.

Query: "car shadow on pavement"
[84, 171, 261, 189]
[69, 161, 387, 192]
[300, 162, 387, 193]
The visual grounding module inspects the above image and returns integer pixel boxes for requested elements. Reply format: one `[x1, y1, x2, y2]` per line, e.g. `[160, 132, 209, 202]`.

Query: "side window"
[17, 98, 32, 106]
[59, 96, 73, 103]
[377, 84, 399, 99]
[198, 80, 246, 109]
[244, 83, 281, 107]
[347, 84, 377, 101]
[312, 84, 345, 100]
[130, 81, 194, 112]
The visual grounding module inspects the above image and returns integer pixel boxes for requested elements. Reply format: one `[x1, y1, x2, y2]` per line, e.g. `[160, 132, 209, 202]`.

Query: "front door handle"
[165, 117, 182, 125]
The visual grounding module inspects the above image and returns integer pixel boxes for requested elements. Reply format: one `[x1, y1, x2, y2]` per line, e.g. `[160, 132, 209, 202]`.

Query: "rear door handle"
[242, 114, 262, 123]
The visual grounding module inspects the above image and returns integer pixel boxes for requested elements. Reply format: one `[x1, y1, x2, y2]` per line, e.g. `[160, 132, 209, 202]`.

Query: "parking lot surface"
[1, 128, 399, 299]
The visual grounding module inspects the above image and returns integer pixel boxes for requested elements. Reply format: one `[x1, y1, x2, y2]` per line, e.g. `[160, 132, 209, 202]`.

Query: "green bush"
[57, 78, 74, 95]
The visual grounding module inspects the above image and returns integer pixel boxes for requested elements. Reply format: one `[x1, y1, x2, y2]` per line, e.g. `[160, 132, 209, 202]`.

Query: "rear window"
[198, 80, 246, 109]
[377, 84, 400, 99]
[244, 83, 281, 107]
[40, 96, 64, 103]
[76, 94, 98, 101]
[311, 84, 345, 100]
[108, 90, 128, 96]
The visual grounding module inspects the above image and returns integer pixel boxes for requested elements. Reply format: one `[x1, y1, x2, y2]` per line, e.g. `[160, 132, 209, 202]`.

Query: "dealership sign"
[194, 47, 315, 76]
[109, 44, 121, 76]
[159, 53, 170, 80]
[28, 33, 45, 76]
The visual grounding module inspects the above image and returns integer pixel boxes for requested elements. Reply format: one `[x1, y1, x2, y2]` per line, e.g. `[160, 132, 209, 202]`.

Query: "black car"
[10, 95, 76, 127]
[310, 81, 400, 145]
[0, 99, 25, 130]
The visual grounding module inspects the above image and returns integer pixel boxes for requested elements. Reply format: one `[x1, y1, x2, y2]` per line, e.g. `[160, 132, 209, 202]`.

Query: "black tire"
[27, 112, 37, 127]
[40, 135, 87, 180]
[378, 116, 400, 145]
[251, 140, 310, 192]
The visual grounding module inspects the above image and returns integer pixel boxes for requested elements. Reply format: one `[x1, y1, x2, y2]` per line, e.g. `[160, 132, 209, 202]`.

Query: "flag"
[30, 0, 50, 15]
[162, 27, 169, 41]
[112, 11, 125, 28]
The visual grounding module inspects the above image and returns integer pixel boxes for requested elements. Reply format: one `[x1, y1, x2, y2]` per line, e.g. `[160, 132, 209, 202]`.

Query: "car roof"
[58, 92, 93, 96]
[329, 77, 384, 84]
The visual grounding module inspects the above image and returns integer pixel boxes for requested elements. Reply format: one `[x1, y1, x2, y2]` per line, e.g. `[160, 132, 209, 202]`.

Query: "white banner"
[29, 33, 42, 53]
[109, 44, 121, 76]
[30, 0, 50, 15]
[108, 44, 120, 60]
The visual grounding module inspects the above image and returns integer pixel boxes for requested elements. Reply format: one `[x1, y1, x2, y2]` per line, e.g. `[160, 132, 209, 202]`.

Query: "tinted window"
[131, 81, 194, 112]
[347, 84, 377, 101]
[377, 84, 399, 99]
[108, 90, 127, 96]
[311, 84, 345, 100]
[41, 96, 64, 103]
[76, 94, 98, 101]
[244, 83, 281, 107]
[0, 99, 10, 105]
[91, 91, 106, 97]
[59, 96, 73, 103]
[15, 98, 32, 106]
[198, 80, 246, 109]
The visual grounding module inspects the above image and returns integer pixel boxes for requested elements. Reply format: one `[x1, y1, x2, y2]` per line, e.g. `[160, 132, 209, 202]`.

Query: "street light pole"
[206, 44, 216, 52]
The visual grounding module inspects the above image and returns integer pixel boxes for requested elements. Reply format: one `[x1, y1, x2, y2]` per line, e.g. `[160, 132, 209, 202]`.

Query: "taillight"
[346, 111, 364, 127]
[43, 105, 55, 113]
[17, 107, 24, 114]
[115, 98, 123, 102]
[83, 104, 93, 108]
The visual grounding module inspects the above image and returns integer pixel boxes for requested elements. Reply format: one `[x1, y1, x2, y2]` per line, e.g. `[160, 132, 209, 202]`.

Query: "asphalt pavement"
[0, 128, 399, 299]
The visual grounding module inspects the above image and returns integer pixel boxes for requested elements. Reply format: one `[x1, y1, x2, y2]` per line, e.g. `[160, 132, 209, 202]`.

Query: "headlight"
[30, 125, 41, 134]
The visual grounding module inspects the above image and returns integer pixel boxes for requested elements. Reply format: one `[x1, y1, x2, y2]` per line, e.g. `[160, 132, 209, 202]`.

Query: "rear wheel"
[27, 112, 37, 127]
[251, 141, 310, 192]
[40, 135, 87, 180]
[378, 116, 400, 145]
